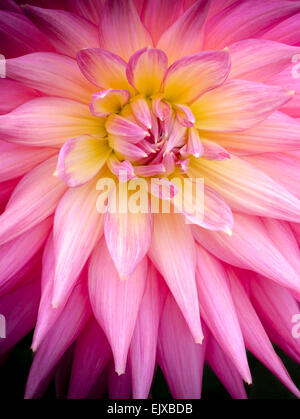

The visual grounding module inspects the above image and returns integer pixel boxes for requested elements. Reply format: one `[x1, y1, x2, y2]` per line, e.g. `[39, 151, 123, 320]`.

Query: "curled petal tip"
[53, 170, 58, 177]
[288, 90, 296, 97]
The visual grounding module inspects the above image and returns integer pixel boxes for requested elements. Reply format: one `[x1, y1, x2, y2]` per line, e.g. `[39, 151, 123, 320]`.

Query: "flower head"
[0, 0, 300, 399]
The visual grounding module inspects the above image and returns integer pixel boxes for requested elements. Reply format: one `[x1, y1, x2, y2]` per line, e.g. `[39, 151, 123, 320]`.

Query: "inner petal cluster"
[56, 46, 231, 187]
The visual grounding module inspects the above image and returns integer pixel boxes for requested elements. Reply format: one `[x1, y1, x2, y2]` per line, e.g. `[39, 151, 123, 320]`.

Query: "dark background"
[0, 331, 299, 399]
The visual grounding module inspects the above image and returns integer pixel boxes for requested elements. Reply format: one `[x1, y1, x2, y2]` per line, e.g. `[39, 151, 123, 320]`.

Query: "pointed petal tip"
[195, 335, 204, 344]
[223, 227, 233, 237]
[115, 369, 125, 377]
[30, 344, 37, 353]
[245, 376, 252, 386]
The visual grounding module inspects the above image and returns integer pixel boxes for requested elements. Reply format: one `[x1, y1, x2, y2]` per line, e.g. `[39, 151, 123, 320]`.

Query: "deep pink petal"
[0, 79, 37, 115]
[0, 156, 65, 245]
[24, 5, 99, 58]
[68, 318, 111, 399]
[192, 80, 293, 132]
[25, 279, 91, 399]
[206, 330, 247, 399]
[196, 246, 251, 384]
[141, 0, 183, 45]
[204, 0, 300, 49]
[157, 0, 210, 64]
[228, 267, 300, 397]
[99, 0, 152, 61]
[89, 238, 147, 375]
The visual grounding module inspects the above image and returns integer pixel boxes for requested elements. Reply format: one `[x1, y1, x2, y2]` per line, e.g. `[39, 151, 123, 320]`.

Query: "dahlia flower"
[0, 0, 300, 400]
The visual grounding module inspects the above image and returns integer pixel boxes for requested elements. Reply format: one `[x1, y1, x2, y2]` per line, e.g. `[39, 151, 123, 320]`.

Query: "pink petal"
[0, 156, 65, 245]
[52, 180, 104, 308]
[206, 330, 247, 399]
[228, 267, 300, 397]
[65, 0, 104, 24]
[192, 80, 293, 132]
[152, 95, 171, 122]
[0, 140, 55, 182]
[244, 152, 300, 200]
[0, 247, 42, 298]
[157, 0, 210, 64]
[250, 274, 300, 365]
[68, 318, 111, 399]
[204, 0, 300, 49]
[130, 264, 167, 399]
[0, 97, 103, 147]
[31, 234, 59, 351]
[6, 52, 96, 104]
[0, 178, 19, 212]
[90, 89, 130, 117]
[99, 0, 152, 61]
[171, 177, 234, 233]
[108, 137, 148, 161]
[108, 363, 132, 399]
[185, 127, 204, 158]
[202, 139, 230, 161]
[157, 294, 207, 398]
[77, 48, 133, 92]
[0, 79, 37, 115]
[0, 0, 22, 14]
[104, 190, 153, 279]
[106, 114, 149, 143]
[148, 213, 203, 343]
[229, 39, 300, 82]
[24, 5, 99, 58]
[0, 279, 40, 357]
[204, 111, 300, 155]
[141, 0, 183, 45]
[193, 213, 300, 295]
[134, 164, 165, 177]
[25, 279, 91, 399]
[266, 66, 300, 118]
[262, 12, 300, 45]
[57, 135, 111, 187]
[130, 96, 152, 130]
[262, 218, 300, 290]
[163, 51, 230, 105]
[0, 218, 52, 292]
[190, 155, 300, 221]
[88, 238, 147, 375]
[175, 104, 195, 127]
[126, 47, 168, 96]
[196, 246, 251, 384]
[107, 156, 136, 180]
